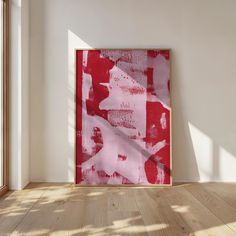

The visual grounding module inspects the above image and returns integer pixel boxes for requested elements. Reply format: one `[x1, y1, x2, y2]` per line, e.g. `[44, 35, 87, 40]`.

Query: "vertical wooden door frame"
[0, 0, 9, 197]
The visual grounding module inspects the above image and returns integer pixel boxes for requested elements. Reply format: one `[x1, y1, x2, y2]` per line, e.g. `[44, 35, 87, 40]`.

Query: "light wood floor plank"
[10, 184, 72, 236]
[0, 183, 236, 236]
[162, 186, 236, 236]
[107, 210, 148, 236]
[185, 183, 236, 233]
[0, 185, 46, 235]
[135, 188, 192, 236]
[202, 183, 236, 210]
[108, 187, 138, 212]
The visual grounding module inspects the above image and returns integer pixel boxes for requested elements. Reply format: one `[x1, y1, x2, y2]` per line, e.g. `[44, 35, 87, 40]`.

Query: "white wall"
[10, 0, 30, 190]
[29, 0, 236, 183]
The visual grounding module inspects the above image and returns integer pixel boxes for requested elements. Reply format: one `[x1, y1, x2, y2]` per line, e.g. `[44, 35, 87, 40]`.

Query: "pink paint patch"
[120, 86, 145, 95]
[108, 110, 135, 129]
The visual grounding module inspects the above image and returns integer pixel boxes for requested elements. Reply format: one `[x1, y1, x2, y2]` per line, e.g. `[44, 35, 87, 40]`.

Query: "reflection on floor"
[0, 182, 236, 235]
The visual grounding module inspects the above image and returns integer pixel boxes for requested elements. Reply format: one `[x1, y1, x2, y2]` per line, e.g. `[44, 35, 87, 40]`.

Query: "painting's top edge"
[75, 48, 171, 51]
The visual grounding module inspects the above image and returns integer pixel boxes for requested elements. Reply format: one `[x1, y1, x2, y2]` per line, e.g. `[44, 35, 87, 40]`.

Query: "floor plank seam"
[131, 190, 152, 235]
[49, 188, 74, 235]
[202, 184, 236, 213]
[184, 186, 236, 235]
[9, 188, 48, 235]
[200, 184, 236, 234]
[156, 190, 194, 235]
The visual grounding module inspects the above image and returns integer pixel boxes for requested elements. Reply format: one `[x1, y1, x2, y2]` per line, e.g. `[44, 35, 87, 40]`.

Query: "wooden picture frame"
[75, 49, 172, 187]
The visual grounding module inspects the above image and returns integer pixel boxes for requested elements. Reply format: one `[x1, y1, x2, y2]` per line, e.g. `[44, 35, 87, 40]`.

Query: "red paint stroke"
[148, 49, 170, 60]
[118, 154, 127, 161]
[76, 50, 83, 183]
[160, 50, 170, 60]
[91, 127, 103, 155]
[85, 50, 114, 119]
[144, 50, 170, 184]
[145, 100, 170, 184]
[144, 157, 157, 184]
[146, 67, 155, 95]
[129, 87, 145, 94]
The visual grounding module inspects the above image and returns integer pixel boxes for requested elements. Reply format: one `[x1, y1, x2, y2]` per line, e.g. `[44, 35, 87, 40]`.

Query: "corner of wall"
[9, 0, 30, 190]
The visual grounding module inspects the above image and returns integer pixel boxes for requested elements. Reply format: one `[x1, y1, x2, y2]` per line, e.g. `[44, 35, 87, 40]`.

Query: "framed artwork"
[76, 49, 171, 185]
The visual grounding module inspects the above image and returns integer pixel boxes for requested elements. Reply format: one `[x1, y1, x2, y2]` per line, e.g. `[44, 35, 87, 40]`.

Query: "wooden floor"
[1, 183, 236, 236]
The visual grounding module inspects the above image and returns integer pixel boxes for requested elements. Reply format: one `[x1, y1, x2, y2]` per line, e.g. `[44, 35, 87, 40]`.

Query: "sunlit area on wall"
[67, 30, 92, 181]
[188, 122, 236, 181]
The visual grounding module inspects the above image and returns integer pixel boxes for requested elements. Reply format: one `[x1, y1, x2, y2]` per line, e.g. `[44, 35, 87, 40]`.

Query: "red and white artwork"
[76, 49, 171, 185]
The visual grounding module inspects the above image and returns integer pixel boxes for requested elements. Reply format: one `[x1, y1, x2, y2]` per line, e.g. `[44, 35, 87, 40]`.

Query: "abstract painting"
[76, 49, 171, 185]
